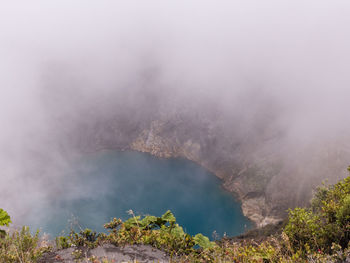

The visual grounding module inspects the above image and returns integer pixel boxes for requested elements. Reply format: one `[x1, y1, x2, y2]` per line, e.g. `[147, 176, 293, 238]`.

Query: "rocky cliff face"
[128, 120, 283, 226]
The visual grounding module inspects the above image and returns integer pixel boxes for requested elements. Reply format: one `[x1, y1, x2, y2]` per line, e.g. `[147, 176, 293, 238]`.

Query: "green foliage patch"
[284, 166, 350, 256]
[0, 209, 11, 237]
[0, 209, 11, 227]
[102, 210, 215, 256]
[0, 226, 50, 263]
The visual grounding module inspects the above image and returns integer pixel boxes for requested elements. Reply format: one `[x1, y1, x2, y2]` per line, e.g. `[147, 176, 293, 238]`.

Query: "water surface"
[28, 151, 251, 238]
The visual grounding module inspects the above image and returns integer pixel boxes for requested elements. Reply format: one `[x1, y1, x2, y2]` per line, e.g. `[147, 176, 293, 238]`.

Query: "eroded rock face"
[241, 197, 280, 227]
[131, 121, 201, 161]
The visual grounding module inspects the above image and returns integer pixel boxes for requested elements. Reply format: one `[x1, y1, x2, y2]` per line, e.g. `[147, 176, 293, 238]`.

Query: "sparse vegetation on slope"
[0, 215, 49, 263]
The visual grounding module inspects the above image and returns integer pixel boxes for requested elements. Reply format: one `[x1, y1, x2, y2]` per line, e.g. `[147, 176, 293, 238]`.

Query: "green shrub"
[285, 167, 350, 254]
[0, 209, 11, 237]
[55, 235, 71, 249]
[284, 208, 321, 252]
[56, 210, 214, 257]
[0, 226, 49, 263]
[104, 210, 205, 255]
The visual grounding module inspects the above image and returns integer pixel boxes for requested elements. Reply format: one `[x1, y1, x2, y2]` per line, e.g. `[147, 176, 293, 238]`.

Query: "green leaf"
[161, 210, 176, 224]
[170, 224, 185, 238]
[124, 216, 141, 229]
[155, 217, 166, 227]
[0, 209, 11, 227]
[140, 215, 158, 229]
[194, 233, 214, 249]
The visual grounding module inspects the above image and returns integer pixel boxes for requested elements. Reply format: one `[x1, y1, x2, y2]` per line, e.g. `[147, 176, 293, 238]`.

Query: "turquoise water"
[28, 151, 251, 238]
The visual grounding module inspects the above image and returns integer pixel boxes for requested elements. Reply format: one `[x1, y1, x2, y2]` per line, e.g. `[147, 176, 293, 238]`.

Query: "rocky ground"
[39, 244, 170, 263]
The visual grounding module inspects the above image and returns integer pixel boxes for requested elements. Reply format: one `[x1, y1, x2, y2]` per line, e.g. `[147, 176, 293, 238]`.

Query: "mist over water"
[0, 1, 350, 228]
[26, 151, 251, 238]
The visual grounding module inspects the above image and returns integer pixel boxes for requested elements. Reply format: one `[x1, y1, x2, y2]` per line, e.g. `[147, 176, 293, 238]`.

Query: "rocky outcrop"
[241, 197, 280, 227]
[130, 121, 201, 162]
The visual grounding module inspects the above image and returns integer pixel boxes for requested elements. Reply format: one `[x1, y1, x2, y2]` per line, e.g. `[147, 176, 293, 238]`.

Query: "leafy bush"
[103, 210, 214, 256]
[284, 208, 321, 252]
[56, 228, 104, 249]
[55, 210, 214, 258]
[0, 210, 51, 262]
[284, 167, 350, 254]
[0, 226, 49, 263]
[0, 209, 11, 237]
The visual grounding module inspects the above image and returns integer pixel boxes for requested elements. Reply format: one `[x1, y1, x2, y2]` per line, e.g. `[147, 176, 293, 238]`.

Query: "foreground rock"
[39, 244, 170, 263]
